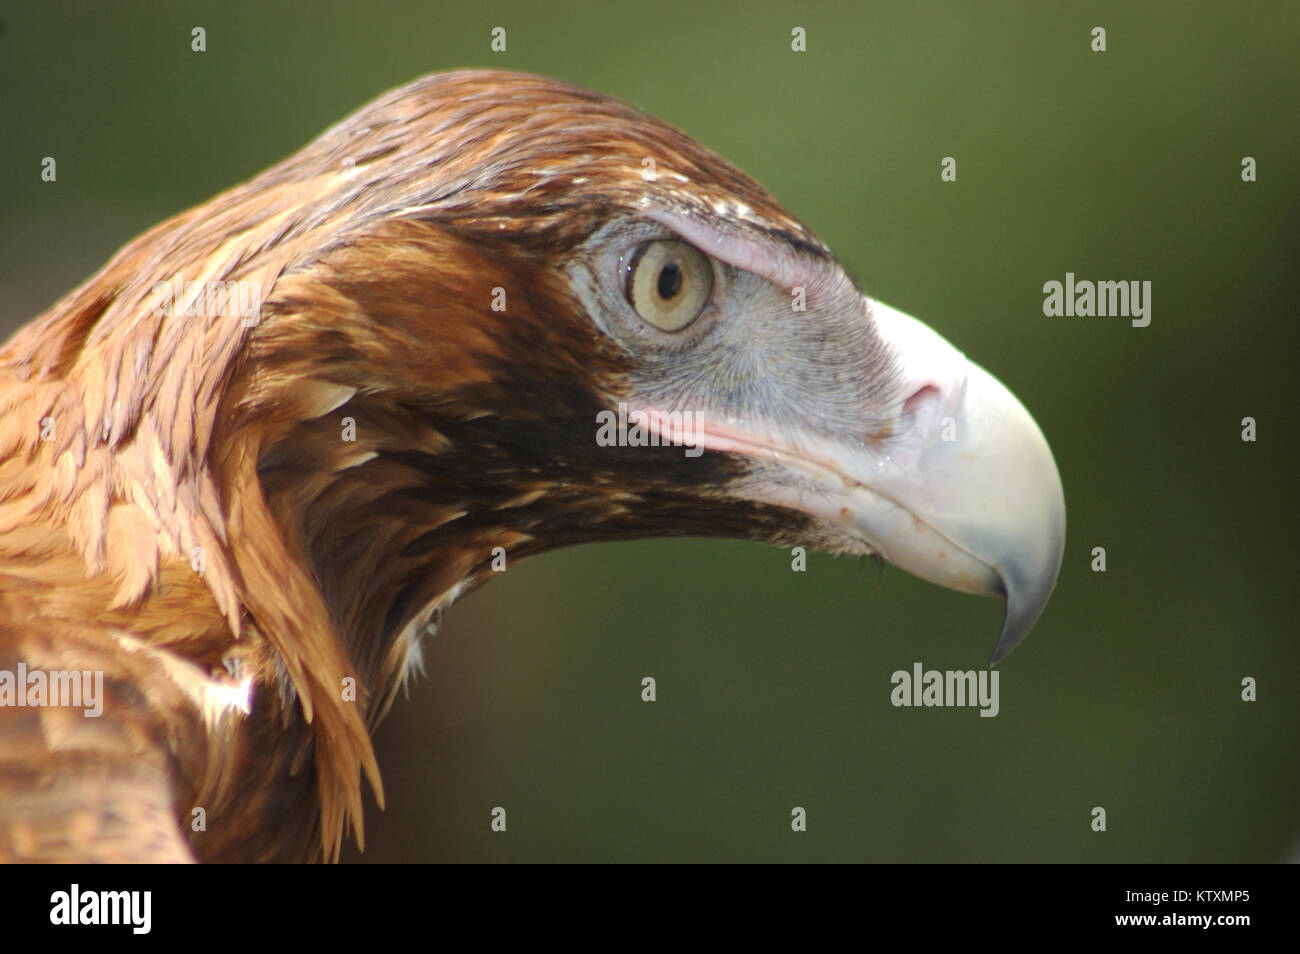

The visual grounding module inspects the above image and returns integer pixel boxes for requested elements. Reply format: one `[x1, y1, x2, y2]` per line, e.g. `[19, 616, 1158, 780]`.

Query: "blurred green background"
[2, 1, 1296, 862]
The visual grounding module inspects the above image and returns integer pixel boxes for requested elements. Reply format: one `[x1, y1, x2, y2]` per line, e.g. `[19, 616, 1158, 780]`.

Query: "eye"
[623, 240, 713, 332]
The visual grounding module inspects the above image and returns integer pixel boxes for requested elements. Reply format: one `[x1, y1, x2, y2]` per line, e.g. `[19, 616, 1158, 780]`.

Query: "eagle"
[0, 70, 1065, 862]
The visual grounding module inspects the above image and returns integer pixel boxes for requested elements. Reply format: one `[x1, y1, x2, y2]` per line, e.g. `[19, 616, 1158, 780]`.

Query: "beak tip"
[986, 608, 1019, 668]
[987, 563, 1062, 666]
[987, 624, 1019, 668]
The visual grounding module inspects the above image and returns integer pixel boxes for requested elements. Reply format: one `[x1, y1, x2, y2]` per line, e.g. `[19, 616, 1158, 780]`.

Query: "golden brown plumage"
[0, 70, 1065, 861]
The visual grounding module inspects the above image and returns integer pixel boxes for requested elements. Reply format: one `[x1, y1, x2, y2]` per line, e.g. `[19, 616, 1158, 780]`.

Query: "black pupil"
[657, 263, 682, 300]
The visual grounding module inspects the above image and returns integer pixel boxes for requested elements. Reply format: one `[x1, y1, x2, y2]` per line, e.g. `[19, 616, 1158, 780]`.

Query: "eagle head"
[249, 70, 1064, 662]
[0, 70, 1064, 861]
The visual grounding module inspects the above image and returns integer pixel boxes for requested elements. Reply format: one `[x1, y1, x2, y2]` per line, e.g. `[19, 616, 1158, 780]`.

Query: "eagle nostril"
[866, 383, 942, 445]
[902, 383, 940, 417]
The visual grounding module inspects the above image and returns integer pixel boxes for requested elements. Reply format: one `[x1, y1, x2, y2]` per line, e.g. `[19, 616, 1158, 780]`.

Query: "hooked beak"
[857, 302, 1066, 664]
[687, 300, 1066, 664]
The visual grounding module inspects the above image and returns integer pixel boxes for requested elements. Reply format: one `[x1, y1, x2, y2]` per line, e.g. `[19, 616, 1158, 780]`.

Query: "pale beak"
[705, 300, 1066, 664]
[856, 302, 1067, 663]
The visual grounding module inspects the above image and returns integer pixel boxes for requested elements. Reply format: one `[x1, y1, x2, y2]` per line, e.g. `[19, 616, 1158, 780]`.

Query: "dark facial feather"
[0, 70, 876, 862]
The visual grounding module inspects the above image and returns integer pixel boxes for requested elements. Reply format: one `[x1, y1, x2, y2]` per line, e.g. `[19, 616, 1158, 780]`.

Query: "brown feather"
[0, 70, 831, 861]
